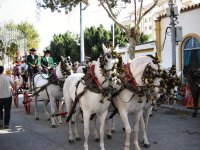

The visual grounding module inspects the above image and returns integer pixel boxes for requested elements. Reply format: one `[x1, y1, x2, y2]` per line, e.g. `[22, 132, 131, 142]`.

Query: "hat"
[45, 49, 51, 54]
[30, 48, 37, 51]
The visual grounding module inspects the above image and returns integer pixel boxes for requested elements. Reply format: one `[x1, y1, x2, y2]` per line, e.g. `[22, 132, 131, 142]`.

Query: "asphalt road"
[0, 95, 200, 150]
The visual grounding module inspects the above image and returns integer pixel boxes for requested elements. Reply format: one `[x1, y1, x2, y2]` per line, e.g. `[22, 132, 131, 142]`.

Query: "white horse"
[63, 44, 120, 150]
[111, 55, 162, 150]
[33, 56, 73, 127]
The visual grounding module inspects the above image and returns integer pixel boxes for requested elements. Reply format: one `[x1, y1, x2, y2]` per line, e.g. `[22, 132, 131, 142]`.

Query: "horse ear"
[61, 56, 64, 61]
[114, 44, 119, 52]
[102, 43, 110, 54]
[67, 56, 71, 60]
[177, 71, 182, 79]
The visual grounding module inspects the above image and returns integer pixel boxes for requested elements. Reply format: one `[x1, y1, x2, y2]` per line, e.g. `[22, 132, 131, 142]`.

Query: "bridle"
[60, 59, 73, 78]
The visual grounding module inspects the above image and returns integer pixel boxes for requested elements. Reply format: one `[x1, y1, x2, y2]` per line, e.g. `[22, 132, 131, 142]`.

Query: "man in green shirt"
[41, 49, 55, 74]
[26, 48, 40, 76]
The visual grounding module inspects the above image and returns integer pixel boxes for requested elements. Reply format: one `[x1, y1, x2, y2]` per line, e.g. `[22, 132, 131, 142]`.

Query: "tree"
[84, 24, 128, 60]
[50, 32, 80, 63]
[37, 0, 158, 59]
[17, 21, 40, 50]
[137, 32, 149, 44]
[2, 21, 40, 63]
[4, 21, 40, 52]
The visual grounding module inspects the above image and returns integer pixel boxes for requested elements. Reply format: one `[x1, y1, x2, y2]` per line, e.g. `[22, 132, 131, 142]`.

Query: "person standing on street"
[0, 66, 14, 129]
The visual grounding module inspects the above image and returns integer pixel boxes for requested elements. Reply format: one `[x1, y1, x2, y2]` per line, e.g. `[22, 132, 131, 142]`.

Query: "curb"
[160, 104, 196, 115]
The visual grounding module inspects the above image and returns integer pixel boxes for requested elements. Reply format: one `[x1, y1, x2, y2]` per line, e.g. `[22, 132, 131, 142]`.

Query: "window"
[183, 37, 200, 69]
[149, 25, 152, 30]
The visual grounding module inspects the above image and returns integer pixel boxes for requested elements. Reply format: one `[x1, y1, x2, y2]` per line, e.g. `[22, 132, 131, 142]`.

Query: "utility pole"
[169, 0, 176, 67]
[80, 1, 85, 62]
[112, 22, 115, 47]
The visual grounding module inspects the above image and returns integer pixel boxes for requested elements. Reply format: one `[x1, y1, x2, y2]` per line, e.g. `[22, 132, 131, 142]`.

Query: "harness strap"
[66, 80, 88, 122]
[45, 87, 50, 99]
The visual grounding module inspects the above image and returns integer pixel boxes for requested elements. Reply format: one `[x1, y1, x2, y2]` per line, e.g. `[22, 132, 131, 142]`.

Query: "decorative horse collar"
[82, 64, 102, 93]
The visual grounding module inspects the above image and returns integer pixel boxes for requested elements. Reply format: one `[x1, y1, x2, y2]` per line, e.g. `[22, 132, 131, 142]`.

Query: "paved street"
[0, 95, 200, 150]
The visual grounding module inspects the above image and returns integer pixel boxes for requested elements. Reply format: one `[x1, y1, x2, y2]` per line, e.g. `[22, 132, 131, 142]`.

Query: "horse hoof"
[47, 118, 51, 121]
[95, 138, 100, 142]
[144, 144, 150, 148]
[107, 134, 112, 139]
[35, 117, 39, 120]
[75, 137, 81, 141]
[111, 129, 115, 134]
[192, 112, 197, 117]
[52, 125, 56, 128]
[69, 139, 74, 143]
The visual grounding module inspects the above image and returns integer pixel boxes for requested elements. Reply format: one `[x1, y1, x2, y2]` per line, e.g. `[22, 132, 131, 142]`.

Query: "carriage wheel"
[13, 84, 18, 108]
[23, 91, 31, 114]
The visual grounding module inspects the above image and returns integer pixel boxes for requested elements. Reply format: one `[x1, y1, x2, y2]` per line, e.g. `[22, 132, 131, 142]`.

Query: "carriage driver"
[26, 48, 40, 77]
[40, 49, 55, 74]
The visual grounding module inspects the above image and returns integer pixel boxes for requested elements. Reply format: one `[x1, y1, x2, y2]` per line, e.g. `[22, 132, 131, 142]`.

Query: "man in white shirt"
[0, 66, 14, 129]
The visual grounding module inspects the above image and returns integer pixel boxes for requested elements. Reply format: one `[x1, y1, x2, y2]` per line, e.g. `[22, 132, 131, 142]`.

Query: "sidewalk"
[160, 104, 199, 115]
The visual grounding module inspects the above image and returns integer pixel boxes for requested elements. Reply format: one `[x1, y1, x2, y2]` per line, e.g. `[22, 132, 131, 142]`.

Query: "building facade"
[156, 3, 200, 72]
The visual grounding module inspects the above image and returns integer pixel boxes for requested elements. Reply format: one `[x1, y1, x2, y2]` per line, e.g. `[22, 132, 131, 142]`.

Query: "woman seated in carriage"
[40, 49, 55, 75]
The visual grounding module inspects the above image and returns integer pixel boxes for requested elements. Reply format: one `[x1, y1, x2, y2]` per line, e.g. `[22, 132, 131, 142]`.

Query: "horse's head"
[56, 56, 73, 79]
[136, 54, 162, 94]
[98, 44, 122, 87]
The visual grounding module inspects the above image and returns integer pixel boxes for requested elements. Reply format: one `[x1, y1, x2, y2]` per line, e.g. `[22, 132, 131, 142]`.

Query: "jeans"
[0, 96, 12, 126]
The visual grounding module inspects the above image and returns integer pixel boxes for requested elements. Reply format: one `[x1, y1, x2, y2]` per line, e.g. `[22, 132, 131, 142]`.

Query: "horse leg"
[133, 111, 142, 150]
[83, 111, 91, 150]
[49, 97, 57, 128]
[92, 115, 100, 141]
[105, 118, 112, 139]
[111, 118, 116, 133]
[57, 100, 63, 124]
[99, 110, 108, 150]
[34, 95, 39, 120]
[74, 108, 81, 141]
[118, 110, 131, 150]
[43, 99, 51, 121]
[140, 111, 150, 148]
[66, 98, 75, 143]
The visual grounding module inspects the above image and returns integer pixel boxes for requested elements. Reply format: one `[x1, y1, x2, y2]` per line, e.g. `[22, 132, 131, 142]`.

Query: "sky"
[0, 0, 114, 51]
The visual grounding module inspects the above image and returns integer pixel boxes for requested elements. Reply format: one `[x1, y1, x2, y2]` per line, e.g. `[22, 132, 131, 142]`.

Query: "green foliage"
[4, 21, 40, 51]
[17, 21, 40, 50]
[84, 24, 127, 60]
[37, 0, 80, 14]
[50, 32, 80, 63]
[50, 24, 128, 62]
[113, 24, 128, 47]
[137, 32, 149, 44]
[1, 21, 40, 62]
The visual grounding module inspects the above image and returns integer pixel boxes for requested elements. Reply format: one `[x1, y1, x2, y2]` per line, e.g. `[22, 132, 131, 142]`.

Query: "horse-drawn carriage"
[12, 60, 39, 113]
[12, 56, 72, 125]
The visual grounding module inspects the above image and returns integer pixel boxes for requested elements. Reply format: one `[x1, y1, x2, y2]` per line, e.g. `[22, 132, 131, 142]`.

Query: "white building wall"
[160, 8, 200, 70]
